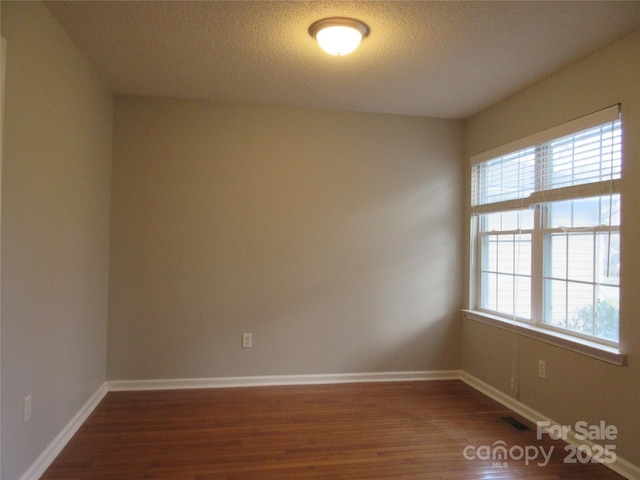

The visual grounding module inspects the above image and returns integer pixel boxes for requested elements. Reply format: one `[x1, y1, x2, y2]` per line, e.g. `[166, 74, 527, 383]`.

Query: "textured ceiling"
[45, 1, 640, 119]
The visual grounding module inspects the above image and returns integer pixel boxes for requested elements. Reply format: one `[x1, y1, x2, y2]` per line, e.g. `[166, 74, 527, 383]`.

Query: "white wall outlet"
[242, 332, 252, 348]
[538, 360, 546, 379]
[24, 395, 32, 423]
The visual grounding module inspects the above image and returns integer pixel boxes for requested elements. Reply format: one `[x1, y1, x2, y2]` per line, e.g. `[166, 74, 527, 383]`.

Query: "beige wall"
[463, 30, 640, 466]
[0, 2, 113, 479]
[108, 96, 464, 380]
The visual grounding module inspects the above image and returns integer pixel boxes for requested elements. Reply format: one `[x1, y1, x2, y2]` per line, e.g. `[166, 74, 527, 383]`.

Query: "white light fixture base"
[309, 17, 370, 56]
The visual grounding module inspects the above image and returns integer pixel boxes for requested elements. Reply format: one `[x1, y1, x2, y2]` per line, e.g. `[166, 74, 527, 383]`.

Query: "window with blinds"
[472, 111, 621, 211]
[470, 106, 622, 345]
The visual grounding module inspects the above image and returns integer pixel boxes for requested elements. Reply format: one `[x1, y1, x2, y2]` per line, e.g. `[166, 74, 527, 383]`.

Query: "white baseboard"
[107, 370, 461, 391]
[19, 382, 108, 480]
[459, 371, 549, 423]
[459, 371, 640, 480]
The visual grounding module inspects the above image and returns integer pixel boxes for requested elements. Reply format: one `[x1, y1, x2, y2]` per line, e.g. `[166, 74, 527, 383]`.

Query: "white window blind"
[541, 121, 621, 191]
[471, 148, 535, 206]
[471, 105, 621, 214]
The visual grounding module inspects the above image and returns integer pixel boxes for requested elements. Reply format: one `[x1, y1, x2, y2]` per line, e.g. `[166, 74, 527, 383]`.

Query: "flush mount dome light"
[309, 17, 370, 56]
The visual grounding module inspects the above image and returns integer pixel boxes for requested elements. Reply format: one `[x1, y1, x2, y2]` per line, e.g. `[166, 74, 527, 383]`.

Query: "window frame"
[466, 106, 626, 365]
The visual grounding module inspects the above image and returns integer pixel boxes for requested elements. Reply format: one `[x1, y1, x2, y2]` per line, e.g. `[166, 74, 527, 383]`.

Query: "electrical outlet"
[538, 360, 546, 379]
[242, 332, 252, 348]
[24, 395, 32, 423]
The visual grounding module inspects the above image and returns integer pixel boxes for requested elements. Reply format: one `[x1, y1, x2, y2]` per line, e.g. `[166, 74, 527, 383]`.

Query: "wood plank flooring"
[41, 380, 624, 479]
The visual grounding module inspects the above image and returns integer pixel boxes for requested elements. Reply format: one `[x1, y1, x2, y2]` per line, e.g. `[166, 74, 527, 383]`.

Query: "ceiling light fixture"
[309, 17, 370, 56]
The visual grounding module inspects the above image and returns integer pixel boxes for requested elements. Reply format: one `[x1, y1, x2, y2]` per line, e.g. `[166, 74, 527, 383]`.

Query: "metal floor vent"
[501, 416, 531, 431]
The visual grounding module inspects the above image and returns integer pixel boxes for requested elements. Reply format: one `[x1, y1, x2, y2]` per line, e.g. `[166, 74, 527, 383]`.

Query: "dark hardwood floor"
[41, 380, 624, 479]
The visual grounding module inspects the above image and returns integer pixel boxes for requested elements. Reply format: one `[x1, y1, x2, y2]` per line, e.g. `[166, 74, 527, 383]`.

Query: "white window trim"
[467, 105, 625, 364]
[462, 309, 626, 366]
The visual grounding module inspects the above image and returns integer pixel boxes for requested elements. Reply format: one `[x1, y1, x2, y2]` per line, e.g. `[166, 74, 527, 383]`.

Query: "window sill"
[462, 309, 627, 366]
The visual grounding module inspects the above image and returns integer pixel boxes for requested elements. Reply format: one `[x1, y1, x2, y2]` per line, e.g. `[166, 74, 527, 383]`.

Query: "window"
[470, 106, 622, 346]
